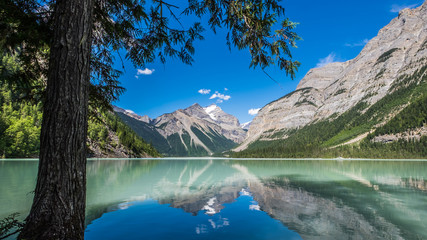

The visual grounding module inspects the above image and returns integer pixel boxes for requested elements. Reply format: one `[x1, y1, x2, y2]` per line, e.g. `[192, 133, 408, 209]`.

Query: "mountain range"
[233, 2, 427, 158]
[114, 3, 427, 158]
[114, 104, 246, 156]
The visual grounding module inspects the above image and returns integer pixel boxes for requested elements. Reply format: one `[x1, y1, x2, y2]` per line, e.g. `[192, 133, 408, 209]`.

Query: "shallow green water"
[1, 159, 426, 239]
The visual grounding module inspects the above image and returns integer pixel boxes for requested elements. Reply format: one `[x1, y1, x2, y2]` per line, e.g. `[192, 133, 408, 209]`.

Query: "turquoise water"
[1, 159, 427, 239]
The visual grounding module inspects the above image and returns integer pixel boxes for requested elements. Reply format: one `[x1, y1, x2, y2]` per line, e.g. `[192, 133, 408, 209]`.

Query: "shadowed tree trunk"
[19, 0, 94, 239]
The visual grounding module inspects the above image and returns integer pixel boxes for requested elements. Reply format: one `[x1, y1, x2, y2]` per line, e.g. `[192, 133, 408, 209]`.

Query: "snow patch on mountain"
[204, 104, 219, 121]
[240, 121, 252, 130]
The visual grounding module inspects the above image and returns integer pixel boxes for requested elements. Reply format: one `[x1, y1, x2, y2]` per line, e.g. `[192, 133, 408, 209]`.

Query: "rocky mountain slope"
[115, 104, 246, 156]
[235, 2, 427, 158]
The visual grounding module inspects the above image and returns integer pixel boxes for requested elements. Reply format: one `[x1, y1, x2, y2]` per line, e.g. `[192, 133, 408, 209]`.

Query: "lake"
[1, 159, 427, 239]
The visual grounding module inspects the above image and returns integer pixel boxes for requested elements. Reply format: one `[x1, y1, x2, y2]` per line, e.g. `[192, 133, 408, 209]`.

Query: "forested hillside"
[0, 54, 159, 158]
[88, 111, 160, 158]
[0, 82, 41, 157]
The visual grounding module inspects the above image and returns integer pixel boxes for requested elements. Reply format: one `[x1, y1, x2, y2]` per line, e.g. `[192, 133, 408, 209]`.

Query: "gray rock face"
[236, 2, 427, 151]
[113, 106, 152, 124]
[373, 125, 427, 143]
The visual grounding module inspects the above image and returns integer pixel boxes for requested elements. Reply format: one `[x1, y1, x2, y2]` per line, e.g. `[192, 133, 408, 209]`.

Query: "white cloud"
[249, 204, 261, 211]
[390, 3, 419, 13]
[224, 88, 229, 91]
[209, 91, 231, 101]
[345, 39, 369, 47]
[198, 89, 211, 95]
[240, 188, 251, 196]
[316, 53, 337, 68]
[136, 68, 155, 76]
[248, 108, 261, 116]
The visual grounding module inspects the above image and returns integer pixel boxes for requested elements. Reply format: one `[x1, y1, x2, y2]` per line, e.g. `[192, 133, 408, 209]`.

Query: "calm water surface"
[1, 159, 426, 239]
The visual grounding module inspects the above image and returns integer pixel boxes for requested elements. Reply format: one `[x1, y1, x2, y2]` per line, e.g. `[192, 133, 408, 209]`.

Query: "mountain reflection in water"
[82, 159, 427, 240]
[1, 159, 426, 239]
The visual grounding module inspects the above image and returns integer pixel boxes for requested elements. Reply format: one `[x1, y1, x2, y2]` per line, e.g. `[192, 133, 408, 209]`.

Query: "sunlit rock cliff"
[236, 2, 427, 151]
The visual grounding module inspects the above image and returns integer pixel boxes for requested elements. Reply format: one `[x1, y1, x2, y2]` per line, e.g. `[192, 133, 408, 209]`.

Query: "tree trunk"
[19, 0, 94, 239]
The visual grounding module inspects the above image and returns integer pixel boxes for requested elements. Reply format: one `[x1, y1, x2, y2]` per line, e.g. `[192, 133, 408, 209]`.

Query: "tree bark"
[19, 0, 94, 239]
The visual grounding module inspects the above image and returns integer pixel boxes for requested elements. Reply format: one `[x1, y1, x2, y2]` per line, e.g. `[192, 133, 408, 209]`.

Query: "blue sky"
[114, 0, 423, 124]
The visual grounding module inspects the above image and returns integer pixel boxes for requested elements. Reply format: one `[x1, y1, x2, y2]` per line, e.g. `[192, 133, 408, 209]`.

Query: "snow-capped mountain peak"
[204, 104, 219, 120]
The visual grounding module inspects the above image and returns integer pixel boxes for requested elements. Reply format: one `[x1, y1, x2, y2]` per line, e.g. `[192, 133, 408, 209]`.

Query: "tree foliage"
[184, 0, 300, 77]
[0, 0, 50, 102]
[0, 53, 41, 158]
[1, 0, 300, 113]
[0, 213, 23, 240]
